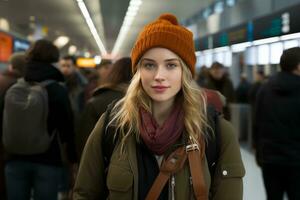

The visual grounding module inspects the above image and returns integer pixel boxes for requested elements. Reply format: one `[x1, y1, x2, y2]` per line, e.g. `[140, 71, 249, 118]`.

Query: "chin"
[150, 95, 174, 103]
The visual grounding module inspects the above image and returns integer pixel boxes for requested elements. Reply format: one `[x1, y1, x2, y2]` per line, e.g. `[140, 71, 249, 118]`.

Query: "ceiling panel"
[0, 0, 212, 57]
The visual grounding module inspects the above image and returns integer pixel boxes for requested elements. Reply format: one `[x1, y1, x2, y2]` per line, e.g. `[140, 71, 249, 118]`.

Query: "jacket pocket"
[219, 163, 245, 178]
[107, 164, 133, 200]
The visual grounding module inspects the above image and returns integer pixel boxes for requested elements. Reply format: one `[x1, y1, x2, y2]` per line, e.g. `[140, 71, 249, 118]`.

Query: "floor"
[241, 147, 266, 200]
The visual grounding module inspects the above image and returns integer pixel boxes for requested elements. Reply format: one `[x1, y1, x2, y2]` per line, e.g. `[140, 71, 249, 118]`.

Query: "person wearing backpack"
[74, 13, 245, 200]
[0, 52, 26, 200]
[3, 39, 77, 200]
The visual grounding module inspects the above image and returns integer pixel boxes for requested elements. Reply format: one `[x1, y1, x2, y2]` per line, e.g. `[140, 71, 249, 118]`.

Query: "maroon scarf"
[139, 104, 184, 155]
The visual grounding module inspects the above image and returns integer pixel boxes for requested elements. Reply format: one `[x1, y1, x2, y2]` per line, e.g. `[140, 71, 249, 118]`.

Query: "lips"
[152, 85, 169, 93]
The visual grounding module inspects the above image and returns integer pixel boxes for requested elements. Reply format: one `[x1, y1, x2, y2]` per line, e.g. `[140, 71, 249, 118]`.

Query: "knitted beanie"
[131, 13, 196, 76]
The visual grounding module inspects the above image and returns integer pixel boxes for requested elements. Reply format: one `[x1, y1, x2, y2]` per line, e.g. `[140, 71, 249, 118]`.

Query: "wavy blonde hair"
[110, 59, 208, 152]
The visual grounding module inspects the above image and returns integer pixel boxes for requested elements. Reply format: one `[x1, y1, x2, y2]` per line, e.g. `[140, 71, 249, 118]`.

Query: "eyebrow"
[141, 58, 180, 62]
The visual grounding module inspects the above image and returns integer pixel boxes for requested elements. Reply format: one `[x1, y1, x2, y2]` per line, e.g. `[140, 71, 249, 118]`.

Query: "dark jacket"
[77, 84, 127, 159]
[204, 75, 235, 120]
[74, 110, 245, 199]
[5, 62, 77, 166]
[255, 72, 300, 166]
[0, 70, 22, 198]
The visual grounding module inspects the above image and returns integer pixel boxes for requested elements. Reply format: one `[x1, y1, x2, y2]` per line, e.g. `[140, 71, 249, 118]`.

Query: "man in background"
[255, 47, 300, 200]
[0, 52, 26, 199]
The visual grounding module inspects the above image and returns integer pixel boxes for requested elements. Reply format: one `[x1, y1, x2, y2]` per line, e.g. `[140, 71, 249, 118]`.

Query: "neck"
[152, 99, 175, 126]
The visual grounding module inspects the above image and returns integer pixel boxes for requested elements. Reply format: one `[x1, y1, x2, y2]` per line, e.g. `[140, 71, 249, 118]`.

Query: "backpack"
[101, 102, 221, 177]
[2, 78, 55, 155]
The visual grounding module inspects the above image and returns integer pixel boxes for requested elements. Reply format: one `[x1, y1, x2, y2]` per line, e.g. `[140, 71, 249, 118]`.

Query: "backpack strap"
[186, 139, 208, 200]
[102, 101, 119, 167]
[145, 147, 187, 200]
[145, 139, 208, 200]
[205, 105, 221, 178]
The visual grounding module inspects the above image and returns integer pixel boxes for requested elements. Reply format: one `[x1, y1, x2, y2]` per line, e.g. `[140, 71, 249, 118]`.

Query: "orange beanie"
[131, 13, 196, 76]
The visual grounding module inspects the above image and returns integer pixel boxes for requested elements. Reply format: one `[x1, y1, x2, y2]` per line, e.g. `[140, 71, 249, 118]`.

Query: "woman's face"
[139, 47, 182, 105]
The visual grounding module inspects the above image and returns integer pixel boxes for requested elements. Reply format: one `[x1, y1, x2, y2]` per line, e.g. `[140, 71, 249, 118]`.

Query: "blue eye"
[143, 63, 155, 69]
[167, 63, 177, 69]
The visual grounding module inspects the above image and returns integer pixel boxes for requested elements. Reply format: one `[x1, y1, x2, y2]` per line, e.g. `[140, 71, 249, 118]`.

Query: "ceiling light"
[76, 0, 107, 55]
[84, 51, 91, 58]
[280, 33, 300, 41]
[112, 0, 143, 56]
[54, 36, 70, 48]
[94, 55, 102, 64]
[68, 45, 77, 55]
[29, 16, 35, 21]
[252, 37, 280, 46]
[0, 18, 10, 31]
[231, 42, 252, 52]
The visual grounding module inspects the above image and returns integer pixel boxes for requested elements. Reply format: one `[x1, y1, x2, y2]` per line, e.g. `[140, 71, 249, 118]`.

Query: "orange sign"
[76, 58, 96, 68]
[0, 32, 13, 62]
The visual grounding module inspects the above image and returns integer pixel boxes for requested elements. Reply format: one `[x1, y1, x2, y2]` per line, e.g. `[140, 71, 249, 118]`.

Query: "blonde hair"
[110, 59, 208, 152]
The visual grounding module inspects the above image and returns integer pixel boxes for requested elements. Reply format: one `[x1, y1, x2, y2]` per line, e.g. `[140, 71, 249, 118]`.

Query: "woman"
[74, 14, 245, 200]
[77, 57, 132, 159]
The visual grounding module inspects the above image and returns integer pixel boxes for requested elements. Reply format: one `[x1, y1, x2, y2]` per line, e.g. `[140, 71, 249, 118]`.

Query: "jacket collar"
[24, 61, 65, 82]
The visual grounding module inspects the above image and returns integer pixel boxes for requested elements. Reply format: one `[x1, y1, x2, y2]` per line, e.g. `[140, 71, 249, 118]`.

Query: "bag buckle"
[186, 143, 199, 152]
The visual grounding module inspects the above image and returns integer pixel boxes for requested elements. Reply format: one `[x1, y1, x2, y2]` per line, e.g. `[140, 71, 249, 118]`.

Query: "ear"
[293, 63, 300, 76]
[8, 64, 13, 72]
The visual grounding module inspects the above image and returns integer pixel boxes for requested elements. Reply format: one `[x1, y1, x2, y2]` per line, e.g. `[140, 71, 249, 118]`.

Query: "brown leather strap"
[145, 172, 170, 200]
[145, 147, 187, 200]
[187, 140, 208, 200]
[146, 140, 207, 200]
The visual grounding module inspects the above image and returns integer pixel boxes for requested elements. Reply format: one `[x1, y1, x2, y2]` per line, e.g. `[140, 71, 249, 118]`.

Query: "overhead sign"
[14, 38, 30, 52]
[213, 23, 251, 48]
[0, 31, 13, 62]
[76, 58, 96, 68]
[253, 3, 300, 40]
[197, 36, 212, 51]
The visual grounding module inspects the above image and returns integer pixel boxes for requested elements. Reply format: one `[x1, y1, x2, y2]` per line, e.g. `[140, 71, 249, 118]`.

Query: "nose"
[154, 66, 166, 82]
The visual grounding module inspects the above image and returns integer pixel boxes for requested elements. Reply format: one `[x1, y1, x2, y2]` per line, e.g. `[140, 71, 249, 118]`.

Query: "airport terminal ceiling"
[0, 0, 212, 57]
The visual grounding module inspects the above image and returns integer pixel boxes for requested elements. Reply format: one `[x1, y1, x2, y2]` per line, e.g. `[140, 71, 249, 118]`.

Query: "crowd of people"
[0, 12, 299, 200]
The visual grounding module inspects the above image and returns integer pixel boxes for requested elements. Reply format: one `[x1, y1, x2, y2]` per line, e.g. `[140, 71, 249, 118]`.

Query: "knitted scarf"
[139, 104, 184, 155]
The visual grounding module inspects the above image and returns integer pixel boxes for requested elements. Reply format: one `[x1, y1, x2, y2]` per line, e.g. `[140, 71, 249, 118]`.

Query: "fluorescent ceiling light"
[94, 55, 102, 64]
[280, 33, 300, 41]
[213, 46, 230, 53]
[231, 42, 251, 52]
[54, 36, 70, 48]
[252, 37, 280, 46]
[68, 45, 77, 55]
[0, 18, 10, 31]
[76, 0, 107, 55]
[112, 0, 143, 56]
[195, 51, 202, 56]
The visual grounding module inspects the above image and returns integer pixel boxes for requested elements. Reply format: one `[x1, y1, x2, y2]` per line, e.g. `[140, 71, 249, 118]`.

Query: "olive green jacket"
[74, 114, 245, 200]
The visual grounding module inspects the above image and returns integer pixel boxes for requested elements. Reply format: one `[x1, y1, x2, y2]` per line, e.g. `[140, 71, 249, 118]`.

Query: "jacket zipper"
[171, 174, 176, 200]
[189, 176, 193, 199]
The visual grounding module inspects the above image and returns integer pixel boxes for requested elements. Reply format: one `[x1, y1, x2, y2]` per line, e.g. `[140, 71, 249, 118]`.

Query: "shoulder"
[217, 117, 245, 174]
[83, 114, 106, 152]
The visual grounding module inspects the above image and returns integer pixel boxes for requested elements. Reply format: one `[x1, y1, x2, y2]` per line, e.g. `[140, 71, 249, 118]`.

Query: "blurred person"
[3, 40, 77, 200]
[74, 13, 244, 200]
[248, 70, 265, 106]
[204, 62, 235, 120]
[59, 55, 87, 116]
[0, 52, 26, 200]
[249, 70, 265, 151]
[235, 73, 251, 103]
[254, 47, 300, 200]
[76, 57, 132, 159]
[95, 59, 113, 87]
[59, 55, 88, 199]
[82, 68, 99, 102]
[196, 65, 209, 87]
